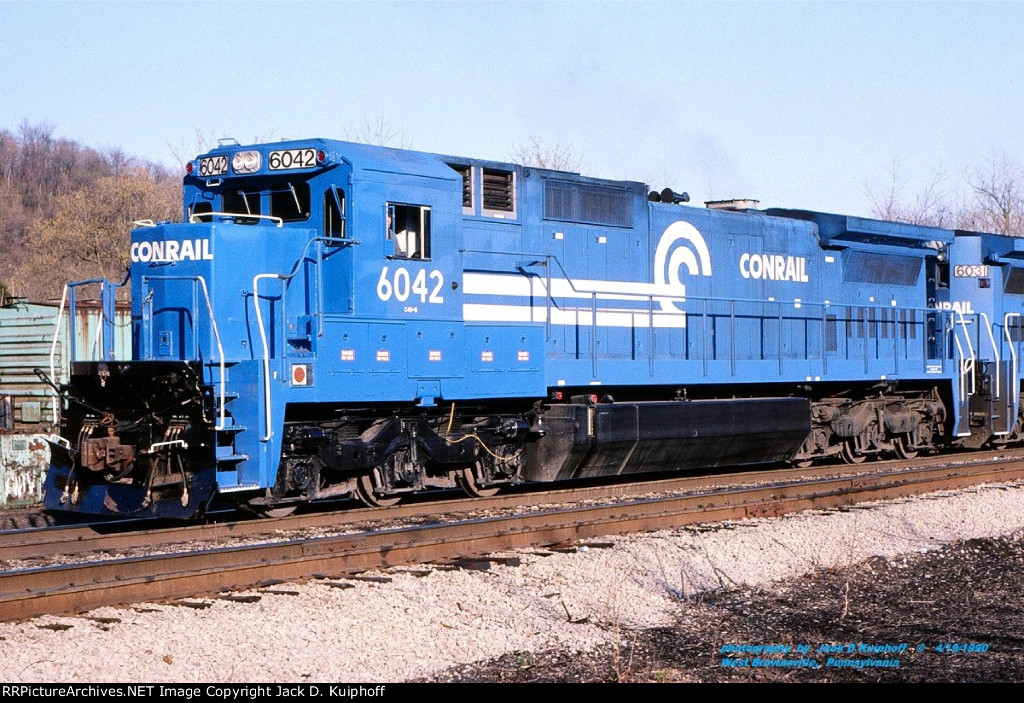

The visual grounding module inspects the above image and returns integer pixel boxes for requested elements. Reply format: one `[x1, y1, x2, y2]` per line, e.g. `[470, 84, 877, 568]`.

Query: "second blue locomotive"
[43, 138, 1024, 517]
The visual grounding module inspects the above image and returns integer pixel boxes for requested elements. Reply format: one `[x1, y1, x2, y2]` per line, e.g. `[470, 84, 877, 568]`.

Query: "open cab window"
[324, 187, 346, 243]
[387, 203, 431, 260]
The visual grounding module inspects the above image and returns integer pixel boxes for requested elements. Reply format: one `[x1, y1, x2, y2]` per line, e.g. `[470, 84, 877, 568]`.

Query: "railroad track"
[5, 448, 1022, 562]
[2, 452, 1023, 622]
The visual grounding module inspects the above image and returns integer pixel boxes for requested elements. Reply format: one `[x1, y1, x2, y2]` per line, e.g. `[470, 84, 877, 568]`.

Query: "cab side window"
[387, 203, 431, 260]
[324, 188, 346, 241]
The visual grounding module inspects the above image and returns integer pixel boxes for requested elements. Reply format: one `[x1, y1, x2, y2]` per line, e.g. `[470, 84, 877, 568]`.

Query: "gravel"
[2, 480, 1023, 683]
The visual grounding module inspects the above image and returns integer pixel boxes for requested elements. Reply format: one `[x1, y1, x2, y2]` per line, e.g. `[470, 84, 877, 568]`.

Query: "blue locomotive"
[42, 138, 1024, 518]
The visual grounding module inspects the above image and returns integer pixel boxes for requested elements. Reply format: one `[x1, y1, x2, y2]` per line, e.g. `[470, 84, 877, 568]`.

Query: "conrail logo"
[739, 252, 809, 283]
[654, 221, 712, 313]
[130, 239, 213, 263]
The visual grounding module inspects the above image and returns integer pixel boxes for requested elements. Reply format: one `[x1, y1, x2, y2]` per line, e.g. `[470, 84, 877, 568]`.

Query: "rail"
[5, 456, 1024, 622]
[189, 212, 284, 227]
[252, 236, 355, 441]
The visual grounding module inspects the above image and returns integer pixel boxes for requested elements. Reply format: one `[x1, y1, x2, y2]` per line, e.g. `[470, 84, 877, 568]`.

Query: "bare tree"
[961, 151, 1024, 235]
[101, 146, 139, 177]
[343, 115, 411, 148]
[511, 135, 584, 172]
[867, 152, 1024, 236]
[167, 129, 223, 171]
[867, 159, 956, 227]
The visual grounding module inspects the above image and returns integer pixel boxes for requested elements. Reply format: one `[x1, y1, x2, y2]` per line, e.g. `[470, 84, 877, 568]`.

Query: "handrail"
[252, 236, 352, 441]
[193, 277, 226, 430]
[953, 310, 977, 398]
[951, 333, 970, 399]
[979, 312, 1001, 399]
[542, 290, 940, 328]
[507, 263, 951, 383]
[1005, 312, 1021, 423]
[472, 257, 941, 318]
[143, 439, 189, 454]
[498, 255, 952, 380]
[253, 272, 278, 442]
[47, 284, 69, 425]
[189, 212, 284, 227]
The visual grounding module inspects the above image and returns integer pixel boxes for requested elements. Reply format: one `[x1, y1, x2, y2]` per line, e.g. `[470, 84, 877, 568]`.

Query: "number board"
[953, 265, 990, 278]
[269, 148, 317, 171]
[198, 156, 228, 177]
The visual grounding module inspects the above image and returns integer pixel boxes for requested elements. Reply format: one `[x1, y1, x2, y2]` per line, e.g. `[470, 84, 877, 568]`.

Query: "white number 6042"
[376, 266, 444, 304]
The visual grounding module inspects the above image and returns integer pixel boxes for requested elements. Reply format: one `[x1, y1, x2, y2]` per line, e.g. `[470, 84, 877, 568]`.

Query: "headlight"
[232, 150, 261, 174]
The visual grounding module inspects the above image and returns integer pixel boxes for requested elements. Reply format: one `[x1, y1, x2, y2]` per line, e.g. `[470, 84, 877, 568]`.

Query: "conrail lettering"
[740, 252, 809, 283]
[933, 300, 975, 315]
[131, 239, 213, 263]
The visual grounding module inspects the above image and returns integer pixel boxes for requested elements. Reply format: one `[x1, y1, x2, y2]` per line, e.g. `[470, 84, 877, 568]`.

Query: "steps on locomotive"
[215, 447, 249, 463]
[211, 385, 251, 468]
[961, 360, 1016, 447]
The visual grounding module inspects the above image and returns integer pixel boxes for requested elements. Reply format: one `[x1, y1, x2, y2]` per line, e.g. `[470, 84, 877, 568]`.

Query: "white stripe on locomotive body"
[462, 272, 689, 327]
[462, 303, 689, 328]
[462, 272, 687, 301]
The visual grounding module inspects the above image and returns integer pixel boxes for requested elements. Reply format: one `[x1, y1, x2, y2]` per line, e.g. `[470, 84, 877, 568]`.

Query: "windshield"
[188, 179, 312, 224]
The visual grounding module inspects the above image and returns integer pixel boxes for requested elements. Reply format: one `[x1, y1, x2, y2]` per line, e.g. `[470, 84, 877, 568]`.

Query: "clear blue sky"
[2, 0, 1022, 217]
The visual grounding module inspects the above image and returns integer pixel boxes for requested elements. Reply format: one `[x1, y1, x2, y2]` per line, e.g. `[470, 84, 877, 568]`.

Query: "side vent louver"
[543, 180, 633, 227]
[482, 168, 515, 212]
[448, 165, 473, 210]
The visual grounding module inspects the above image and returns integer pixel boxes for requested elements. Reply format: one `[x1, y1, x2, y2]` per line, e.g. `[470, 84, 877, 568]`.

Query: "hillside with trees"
[0, 121, 179, 301]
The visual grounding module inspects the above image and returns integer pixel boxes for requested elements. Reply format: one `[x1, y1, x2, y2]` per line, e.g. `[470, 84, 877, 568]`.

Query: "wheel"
[894, 435, 919, 460]
[840, 439, 867, 464]
[455, 465, 499, 498]
[355, 472, 401, 508]
[793, 459, 815, 469]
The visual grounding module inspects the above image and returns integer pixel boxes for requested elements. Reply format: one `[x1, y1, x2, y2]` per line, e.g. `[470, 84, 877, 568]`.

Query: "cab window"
[189, 200, 213, 223]
[324, 187, 346, 240]
[219, 181, 311, 224]
[269, 181, 311, 222]
[223, 189, 261, 224]
[387, 203, 431, 260]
